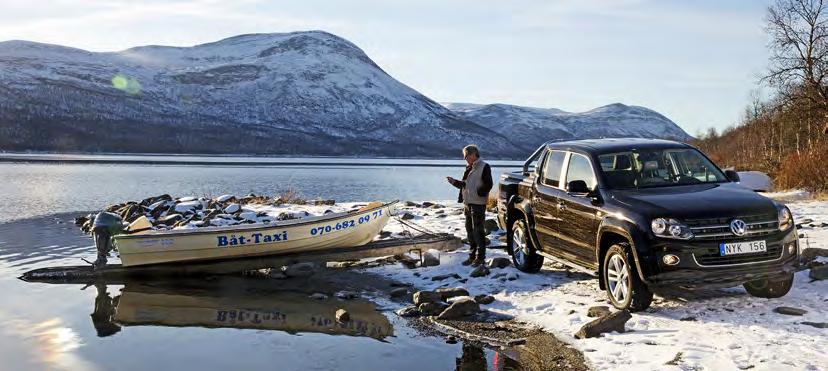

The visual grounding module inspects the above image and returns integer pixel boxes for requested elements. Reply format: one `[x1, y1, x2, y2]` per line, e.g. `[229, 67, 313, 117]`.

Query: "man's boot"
[471, 256, 485, 267]
[461, 254, 476, 266]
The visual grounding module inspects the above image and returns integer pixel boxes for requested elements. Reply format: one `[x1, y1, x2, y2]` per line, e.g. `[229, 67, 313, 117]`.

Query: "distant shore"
[0, 153, 524, 168]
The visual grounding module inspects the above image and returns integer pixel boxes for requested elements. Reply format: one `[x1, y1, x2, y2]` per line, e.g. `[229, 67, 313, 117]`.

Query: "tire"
[603, 243, 652, 312]
[510, 219, 544, 273]
[743, 273, 794, 298]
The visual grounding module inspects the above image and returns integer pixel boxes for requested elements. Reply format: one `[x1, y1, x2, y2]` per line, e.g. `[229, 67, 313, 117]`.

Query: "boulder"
[174, 201, 201, 213]
[419, 302, 449, 316]
[587, 306, 611, 318]
[802, 321, 828, 328]
[73, 216, 89, 227]
[215, 194, 236, 203]
[141, 194, 172, 206]
[574, 310, 632, 339]
[491, 272, 507, 279]
[283, 262, 319, 277]
[809, 264, 828, 280]
[473, 295, 495, 305]
[335, 309, 350, 323]
[396, 306, 421, 317]
[157, 213, 183, 225]
[400, 212, 416, 220]
[239, 211, 259, 222]
[413, 291, 442, 306]
[335, 291, 359, 300]
[802, 248, 828, 263]
[309, 293, 328, 300]
[224, 203, 241, 214]
[422, 251, 440, 267]
[470, 266, 490, 278]
[421, 201, 435, 208]
[390, 287, 409, 298]
[431, 273, 461, 281]
[774, 306, 808, 316]
[430, 204, 445, 209]
[435, 287, 470, 300]
[484, 219, 499, 234]
[119, 204, 142, 220]
[146, 200, 167, 213]
[487, 257, 511, 269]
[437, 298, 480, 319]
[404, 201, 419, 207]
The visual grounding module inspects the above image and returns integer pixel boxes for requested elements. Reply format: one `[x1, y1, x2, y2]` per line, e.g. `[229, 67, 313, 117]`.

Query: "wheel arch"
[597, 220, 652, 288]
[506, 195, 538, 256]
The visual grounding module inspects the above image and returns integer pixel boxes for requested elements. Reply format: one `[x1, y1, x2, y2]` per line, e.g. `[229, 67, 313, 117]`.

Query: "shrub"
[775, 146, 828, 191]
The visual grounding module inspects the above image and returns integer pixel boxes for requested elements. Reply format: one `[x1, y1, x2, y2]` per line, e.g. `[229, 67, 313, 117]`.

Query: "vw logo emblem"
[730, 219, 747, 236]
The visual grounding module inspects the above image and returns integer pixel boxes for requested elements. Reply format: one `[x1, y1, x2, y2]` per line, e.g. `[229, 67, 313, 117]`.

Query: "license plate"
[719, 240, 767, 256]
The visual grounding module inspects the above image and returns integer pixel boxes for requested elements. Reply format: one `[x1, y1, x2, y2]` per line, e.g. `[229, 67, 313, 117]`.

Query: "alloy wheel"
[512, 227, 527, 267]
[607, 254, 630, 304]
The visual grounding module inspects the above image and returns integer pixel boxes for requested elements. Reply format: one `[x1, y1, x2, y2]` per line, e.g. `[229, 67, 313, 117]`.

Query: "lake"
[0, 155, 522, 223]
[0, 155, 524, 371]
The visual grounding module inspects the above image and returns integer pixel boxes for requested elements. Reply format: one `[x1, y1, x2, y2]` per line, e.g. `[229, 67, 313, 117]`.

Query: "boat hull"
[114, 202, 395, 266]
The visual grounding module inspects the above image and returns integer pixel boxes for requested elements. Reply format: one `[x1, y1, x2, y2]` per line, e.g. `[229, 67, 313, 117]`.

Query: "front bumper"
[644, 227, 800, 287]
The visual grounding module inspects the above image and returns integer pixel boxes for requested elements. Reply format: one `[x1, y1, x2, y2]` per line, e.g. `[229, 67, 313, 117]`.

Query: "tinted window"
[542, 151, 566, 187]
[597, 148, 726, 189]
[566, 153, 597, 190]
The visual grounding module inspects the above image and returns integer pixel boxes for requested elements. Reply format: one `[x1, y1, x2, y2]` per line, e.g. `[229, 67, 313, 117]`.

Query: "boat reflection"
[89, 277, 393, 340]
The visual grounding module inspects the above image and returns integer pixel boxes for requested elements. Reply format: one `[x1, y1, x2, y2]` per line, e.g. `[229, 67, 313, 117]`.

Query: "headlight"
[778, 207, 793, 231]
[651, 218, 694, 240]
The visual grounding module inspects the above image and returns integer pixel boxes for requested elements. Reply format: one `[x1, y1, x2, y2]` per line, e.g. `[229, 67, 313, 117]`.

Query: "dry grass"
[486, 193, 498, 211]
[274, 187, 305, 204]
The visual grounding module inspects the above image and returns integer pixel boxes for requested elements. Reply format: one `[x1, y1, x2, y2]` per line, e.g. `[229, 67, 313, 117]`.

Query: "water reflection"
[89, 278, 392, 340]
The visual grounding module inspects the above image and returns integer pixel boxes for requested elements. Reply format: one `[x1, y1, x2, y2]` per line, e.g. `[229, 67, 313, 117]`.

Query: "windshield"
[598, 148, 727, 189]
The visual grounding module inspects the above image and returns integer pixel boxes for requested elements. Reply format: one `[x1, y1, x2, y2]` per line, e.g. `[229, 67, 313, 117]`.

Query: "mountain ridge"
[0, 31, 690, 158]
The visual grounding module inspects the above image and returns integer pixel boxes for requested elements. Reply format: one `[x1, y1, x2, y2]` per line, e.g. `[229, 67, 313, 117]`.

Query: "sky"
[0, 0, 772, 136]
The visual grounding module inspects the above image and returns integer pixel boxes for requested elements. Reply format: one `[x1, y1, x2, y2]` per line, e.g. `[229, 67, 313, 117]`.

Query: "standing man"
[447, 145, 493, 267]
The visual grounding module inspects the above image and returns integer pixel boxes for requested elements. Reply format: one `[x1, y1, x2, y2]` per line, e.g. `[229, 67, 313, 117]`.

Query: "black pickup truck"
[496, 138, 799, 311]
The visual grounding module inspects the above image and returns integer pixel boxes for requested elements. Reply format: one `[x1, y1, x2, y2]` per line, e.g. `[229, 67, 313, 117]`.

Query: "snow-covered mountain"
[0, 31, 689, 158]
[444, 102, 692, 150]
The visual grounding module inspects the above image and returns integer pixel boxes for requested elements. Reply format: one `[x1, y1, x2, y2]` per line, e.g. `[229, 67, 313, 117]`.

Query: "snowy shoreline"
[361, 197, 827, 371]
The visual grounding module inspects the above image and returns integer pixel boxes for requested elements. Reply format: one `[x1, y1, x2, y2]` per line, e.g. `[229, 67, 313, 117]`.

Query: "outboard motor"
[92, 211, 124, 268]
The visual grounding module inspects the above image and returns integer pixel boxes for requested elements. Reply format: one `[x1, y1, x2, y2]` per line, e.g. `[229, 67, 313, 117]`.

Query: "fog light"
[663, 254, 680, 266]
[787, 243, 797, 255]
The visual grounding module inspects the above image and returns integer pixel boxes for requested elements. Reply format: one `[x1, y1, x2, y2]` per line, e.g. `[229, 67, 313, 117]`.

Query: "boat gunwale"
[115, 200, 398, 240]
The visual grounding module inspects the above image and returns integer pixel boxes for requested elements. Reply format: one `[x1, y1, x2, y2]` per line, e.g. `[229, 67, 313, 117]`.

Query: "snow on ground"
[355, 199, 828, 371]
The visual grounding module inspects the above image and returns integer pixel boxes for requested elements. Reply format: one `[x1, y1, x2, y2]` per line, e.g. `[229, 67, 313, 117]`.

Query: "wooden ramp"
[20, 233, 460, 284]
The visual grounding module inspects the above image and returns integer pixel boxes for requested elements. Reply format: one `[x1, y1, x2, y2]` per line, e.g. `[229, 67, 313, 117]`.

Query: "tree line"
[693, 0, 828, 191]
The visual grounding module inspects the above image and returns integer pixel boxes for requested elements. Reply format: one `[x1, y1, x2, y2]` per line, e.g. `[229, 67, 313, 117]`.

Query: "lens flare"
[111, 74, 141, 95]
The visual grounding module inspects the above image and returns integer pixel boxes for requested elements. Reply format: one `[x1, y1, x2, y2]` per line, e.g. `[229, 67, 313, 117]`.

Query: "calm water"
[0, 156, 521, 223]
[0, 156, 524, 371]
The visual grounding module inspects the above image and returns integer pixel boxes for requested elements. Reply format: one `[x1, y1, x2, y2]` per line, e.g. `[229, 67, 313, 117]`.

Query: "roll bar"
[523, 144, 547, 175]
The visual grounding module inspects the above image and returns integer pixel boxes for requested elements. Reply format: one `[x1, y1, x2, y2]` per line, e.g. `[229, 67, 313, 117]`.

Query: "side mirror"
[567, 180, 590, 194]
[724, 170, 740, 182]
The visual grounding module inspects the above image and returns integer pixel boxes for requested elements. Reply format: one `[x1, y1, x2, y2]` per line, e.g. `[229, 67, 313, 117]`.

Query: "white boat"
[114, 201, 396, 266]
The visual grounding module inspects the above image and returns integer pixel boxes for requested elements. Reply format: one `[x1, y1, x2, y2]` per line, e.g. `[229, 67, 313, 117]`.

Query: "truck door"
[531, 150, 568, 256]
[557, 152, 601, 269]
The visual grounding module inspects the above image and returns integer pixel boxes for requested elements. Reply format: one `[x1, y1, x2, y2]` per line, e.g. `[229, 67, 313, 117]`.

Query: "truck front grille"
[693, 244, 783, 266]
[686, 213, 778, 241]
